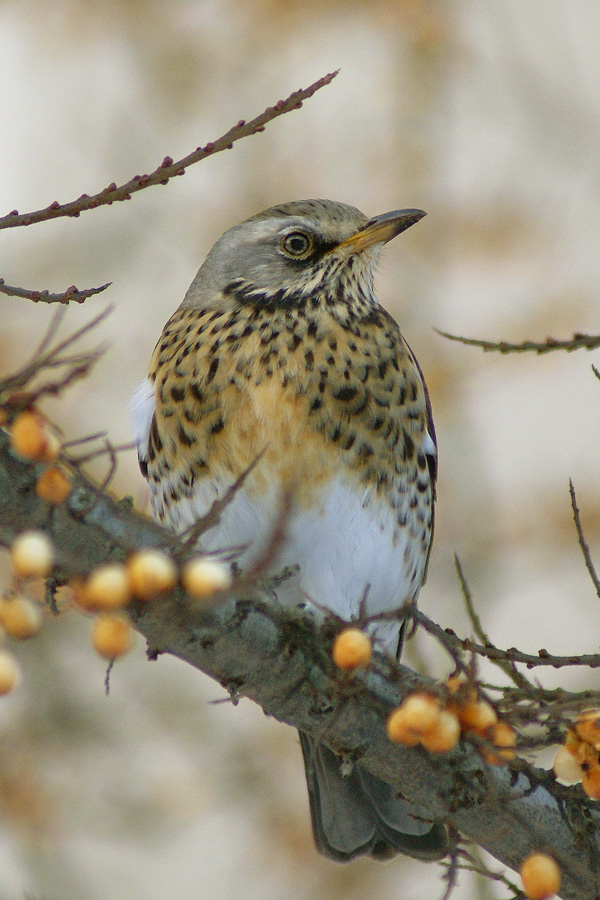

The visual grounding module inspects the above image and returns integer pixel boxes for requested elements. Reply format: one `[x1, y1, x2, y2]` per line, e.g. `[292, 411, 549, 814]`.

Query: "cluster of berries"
[332, 628, 515, 761]
[332, 629, 562, 899]
[0, 408, 232, 692]
[553, 708, 600, 799]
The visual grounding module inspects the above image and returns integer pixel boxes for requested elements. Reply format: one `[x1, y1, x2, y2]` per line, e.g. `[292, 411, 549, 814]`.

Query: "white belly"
[167, 474, 419, 655]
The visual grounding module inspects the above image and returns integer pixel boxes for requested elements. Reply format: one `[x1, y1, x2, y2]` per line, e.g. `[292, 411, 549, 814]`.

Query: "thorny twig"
[0, 278, 111, 305]
[438, 329, 600, 354]
[569, 478, 600, 600]
[0, 72, 338, 233]
[0, 307, 111, 410]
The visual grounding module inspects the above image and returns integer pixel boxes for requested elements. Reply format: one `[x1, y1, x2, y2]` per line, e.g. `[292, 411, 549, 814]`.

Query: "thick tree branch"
[0, 431, 598, 899]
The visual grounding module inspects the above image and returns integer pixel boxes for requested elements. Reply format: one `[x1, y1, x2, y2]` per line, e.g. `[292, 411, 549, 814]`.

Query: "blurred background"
[1, 1, 600, 897]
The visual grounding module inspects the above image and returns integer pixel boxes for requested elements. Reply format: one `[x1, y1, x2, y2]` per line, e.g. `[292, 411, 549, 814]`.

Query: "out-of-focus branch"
[0, 279, 111, 305]
[437, 329, 600, 354]
[0, 431, 598, 899]
[0, 71, 338, 232]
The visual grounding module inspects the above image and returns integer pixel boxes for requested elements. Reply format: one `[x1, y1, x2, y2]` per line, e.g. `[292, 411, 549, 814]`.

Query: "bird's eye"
[281, 231, 313, 257]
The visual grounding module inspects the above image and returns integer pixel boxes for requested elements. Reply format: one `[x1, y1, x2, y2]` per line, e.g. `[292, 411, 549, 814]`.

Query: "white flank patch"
[129, 378, 155, 463]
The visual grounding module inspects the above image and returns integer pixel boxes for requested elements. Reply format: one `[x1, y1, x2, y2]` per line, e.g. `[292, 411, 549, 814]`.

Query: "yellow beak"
[337, 208, 426, 253]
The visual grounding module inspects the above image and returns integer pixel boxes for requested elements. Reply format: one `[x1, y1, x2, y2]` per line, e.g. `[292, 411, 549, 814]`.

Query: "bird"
[131, 198, 446, 863]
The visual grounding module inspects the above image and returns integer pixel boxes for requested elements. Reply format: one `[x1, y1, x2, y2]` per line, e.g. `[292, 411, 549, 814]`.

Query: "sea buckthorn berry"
[582, 762, 600, 800]
[127, 550, 177, 600]
[420, 709, 461, 753]
[332, 628, 372, 671]
[182, 558, 232, 599]
[0, 594, 42, 640]
[520, 853, 560, 900]
[10, 411, 48, 460]
[482, 721, 517, 765]
[0, 651, 21, 694]
[575, 708, 600, 748]
[91, 614, 133, 659]
[456, 698, 498, 735]
[386, 693, 442, 747]
[386, 706, 422, 747]
[10, 531, 54, 579]
[564, 728, 583, 757]
[35, 466, 71, 504]
[553, 746, 583, 784]
[82, 564, 130, 611]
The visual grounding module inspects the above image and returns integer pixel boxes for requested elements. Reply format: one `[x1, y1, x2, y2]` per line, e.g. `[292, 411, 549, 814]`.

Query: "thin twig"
[569, 479, 600, 600]
[454, 554, 533, 691]
[437, 329, 600, 354]
[0, 72, 338, 231]
[180, 451, 265, 549]
[0, 278, 111, 305]
[411, 606, 600, 670]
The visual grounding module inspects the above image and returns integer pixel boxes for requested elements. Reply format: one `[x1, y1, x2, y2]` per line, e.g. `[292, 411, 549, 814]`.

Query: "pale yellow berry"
[332, 628, 372, 671]
[0, 651, 21, 694]
[127, 550, 177, 600]
[35, 466, 71, 504]
[0, 594, 42, 640]
[81, 564, 130, 611]
[520, 853, 561, 900]
[182, 558, 232, 599]
[482, 721, 517, 765]
[553, 746, 583, 784]
[10, 531, 54, 579]
[420, 709, 461, 753]
[91, 614, 133, 659]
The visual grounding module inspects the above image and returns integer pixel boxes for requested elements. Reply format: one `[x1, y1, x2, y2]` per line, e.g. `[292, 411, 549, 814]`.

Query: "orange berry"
[0, 594, 42, 640]
[386, 693, 442, 747]
[10, 411, 47, 460]
[81, 564, 130, 611]
[332, 629, 372, 671]
[10, 531, 54, 579]
[520, 853, 561, 900]
[582, 763, 600, 800]
[564, 728, 583, 756]
[0, 651, 21, 694]
[127, 550, 177, 600]
[35, 466, 71, 504]
[386, 706, 422, 747]
[91, 614, 133, 659]
[482, 721, 517, 765]
[575, 708, 600, 748]
[420, 709, 461, 753]
[457, 699, 498, 735]
[553, 746, 583, 784]
[182, 558, 232, 599]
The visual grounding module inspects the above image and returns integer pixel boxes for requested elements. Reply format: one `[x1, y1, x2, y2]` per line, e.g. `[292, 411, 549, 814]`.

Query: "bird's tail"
[299, 732, 447, 862]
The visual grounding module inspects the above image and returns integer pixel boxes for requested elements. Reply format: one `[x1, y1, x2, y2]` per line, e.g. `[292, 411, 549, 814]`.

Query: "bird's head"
[181, 199, 425, 311]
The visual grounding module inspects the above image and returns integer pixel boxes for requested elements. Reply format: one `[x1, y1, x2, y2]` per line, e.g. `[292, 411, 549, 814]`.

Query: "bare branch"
[569, 479, 600, 600]
[437, 329, 600, 354]
[0, 307, 111, 410]
[0, 278, 111, 305]
[0, 72, 338, 231]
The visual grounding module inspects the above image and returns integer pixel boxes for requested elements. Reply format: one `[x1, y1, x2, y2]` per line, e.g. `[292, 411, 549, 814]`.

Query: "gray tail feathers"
[299, 732, 447, 862]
